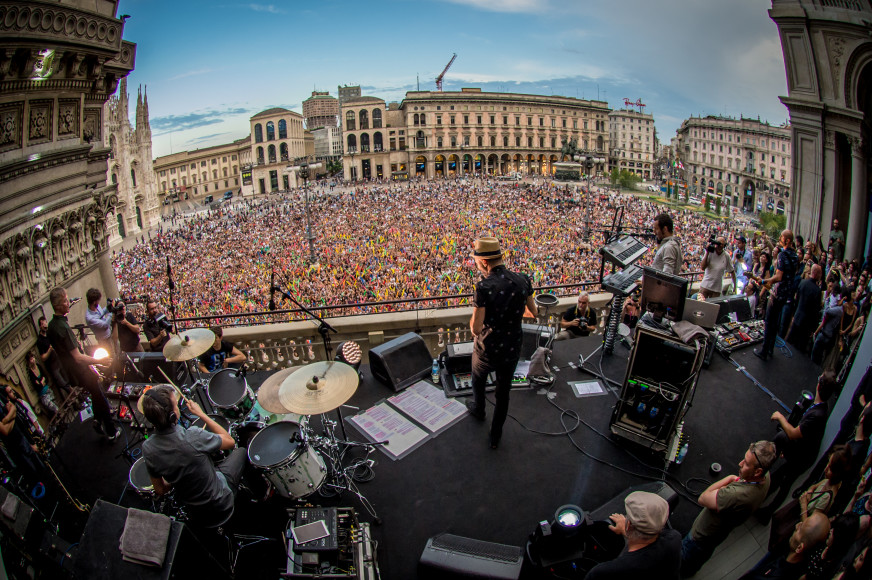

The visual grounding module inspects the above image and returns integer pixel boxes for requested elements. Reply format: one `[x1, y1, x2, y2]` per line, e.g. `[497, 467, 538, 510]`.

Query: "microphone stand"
[272, 283, 338, 362]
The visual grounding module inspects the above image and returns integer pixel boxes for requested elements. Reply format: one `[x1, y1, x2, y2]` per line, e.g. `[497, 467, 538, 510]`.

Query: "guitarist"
[754, 230, 799, 361]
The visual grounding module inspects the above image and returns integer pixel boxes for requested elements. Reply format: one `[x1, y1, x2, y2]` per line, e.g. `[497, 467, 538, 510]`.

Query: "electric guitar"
[745, 272, 773, 292]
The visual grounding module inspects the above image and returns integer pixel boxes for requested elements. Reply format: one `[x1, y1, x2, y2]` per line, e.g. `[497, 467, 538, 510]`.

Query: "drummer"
[197, 326, 246, 374]
[140, 386, 246, 523]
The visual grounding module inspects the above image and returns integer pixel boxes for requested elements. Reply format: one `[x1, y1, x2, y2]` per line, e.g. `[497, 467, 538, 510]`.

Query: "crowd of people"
[112, 177, 726, 323]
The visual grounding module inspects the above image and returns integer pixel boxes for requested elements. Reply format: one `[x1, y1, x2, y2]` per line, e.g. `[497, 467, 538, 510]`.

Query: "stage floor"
[47, 334, 821, 579]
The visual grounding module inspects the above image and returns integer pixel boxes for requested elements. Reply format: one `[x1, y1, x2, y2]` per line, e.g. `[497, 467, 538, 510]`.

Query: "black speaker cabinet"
[73, 499, 230, 580]
[368, 332, 432, 392]
[126, 351, 178, 383]
[419, 533, 523, 580]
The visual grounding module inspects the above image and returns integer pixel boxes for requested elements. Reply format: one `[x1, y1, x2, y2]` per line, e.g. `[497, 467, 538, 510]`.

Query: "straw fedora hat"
[472, 237, 503, 259]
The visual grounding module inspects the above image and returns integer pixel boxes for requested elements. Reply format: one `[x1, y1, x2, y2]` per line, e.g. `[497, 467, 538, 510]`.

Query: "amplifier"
[293, 507, 338, 552]
[445, 342, 473, 374]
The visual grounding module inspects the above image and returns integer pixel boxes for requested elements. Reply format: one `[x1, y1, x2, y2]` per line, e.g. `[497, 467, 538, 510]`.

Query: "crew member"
[754, 230, 799, 361]
[46, 287, 118, 439]
[197, 326, 246, 373]
[113, 301, 143, 353]
[554, 291, 597, 340]
[586, 491, 682, 579]
[143, 299, 172, 352]
[465, 237, 536, 449]
[84, 288, 113, 351]
[35, 316, 70, 397]
[140, 386, 246, 525]
[700, 236, 736, 299]
[651, 213, 682, 275]
[681, 441, 776, 577]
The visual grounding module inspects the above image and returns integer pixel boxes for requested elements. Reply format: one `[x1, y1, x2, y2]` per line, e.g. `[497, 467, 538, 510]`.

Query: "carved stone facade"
[0, 0, 135, 401]
[103, 77, 160, 245]
[769, 0, 871, 260]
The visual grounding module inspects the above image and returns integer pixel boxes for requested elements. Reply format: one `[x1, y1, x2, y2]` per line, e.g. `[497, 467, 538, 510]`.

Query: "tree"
[704, 195, 711, 212]
[759, 212, 787, 241]
[715, 197, 722, 215]
[610, 168, 620, 186]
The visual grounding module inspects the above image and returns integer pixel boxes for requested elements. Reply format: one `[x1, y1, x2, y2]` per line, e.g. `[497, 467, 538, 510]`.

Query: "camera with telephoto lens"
[154, 313, 173, 334]
[577, 317, 589, 327]
[107, 298, 125, 315]
[705, 233, 718, 253]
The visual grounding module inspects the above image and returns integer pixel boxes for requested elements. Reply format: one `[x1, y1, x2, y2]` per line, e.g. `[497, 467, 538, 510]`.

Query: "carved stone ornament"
[0, 103, 23, 150]
[28, 100, 53, 143]
[58, 99, 79, 137]
[828, 36, 847, 87]
[825, 130, 836, 149]
[848, 136, 864, 157]
[83, 109, 100, 143]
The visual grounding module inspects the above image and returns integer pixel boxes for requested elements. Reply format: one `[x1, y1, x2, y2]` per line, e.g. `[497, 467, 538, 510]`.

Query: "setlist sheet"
[387, 381, 467, 434]
[347, 402, 430, 460]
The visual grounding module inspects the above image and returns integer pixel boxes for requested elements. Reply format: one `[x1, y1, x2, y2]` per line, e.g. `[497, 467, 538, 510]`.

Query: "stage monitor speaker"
[521, 323, 547, 360]
[368, 332, 432, 392]
[126, 351, 178, 383]
[73, 500, 230, 580]
[419, 533, 523, 580]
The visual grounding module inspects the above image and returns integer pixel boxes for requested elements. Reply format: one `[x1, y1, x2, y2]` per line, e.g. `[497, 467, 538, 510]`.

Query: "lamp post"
[347, 147, 357, 182]
[287, 158, 323, 263]
[575, 152, 606, 239]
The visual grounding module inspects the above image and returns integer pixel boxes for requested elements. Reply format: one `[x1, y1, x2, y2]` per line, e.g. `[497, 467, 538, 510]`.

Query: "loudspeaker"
[521, 323, 549, 359]
[73, 500, 230, 580]
[419, 533, 523, 580]
[368, 332, 432, 392]
[126, 352, 177, 383]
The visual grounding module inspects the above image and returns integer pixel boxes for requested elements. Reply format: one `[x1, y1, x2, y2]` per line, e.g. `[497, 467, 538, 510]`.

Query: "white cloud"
[246, 4, 284, 14]
[167, 68, 215, 82]
[438, 0, 543, 13]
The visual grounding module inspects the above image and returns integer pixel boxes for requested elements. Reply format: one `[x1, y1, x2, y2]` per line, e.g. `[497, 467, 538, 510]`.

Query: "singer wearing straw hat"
[466, 237, 537, 449]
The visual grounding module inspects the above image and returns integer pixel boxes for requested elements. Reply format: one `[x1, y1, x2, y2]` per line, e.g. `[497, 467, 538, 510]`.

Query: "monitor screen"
[640, 267, 689, 322]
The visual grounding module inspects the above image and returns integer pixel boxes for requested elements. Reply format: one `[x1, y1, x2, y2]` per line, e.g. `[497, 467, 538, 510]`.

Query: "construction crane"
[623, 98, 646, 114]
[435, 53, 457, 92]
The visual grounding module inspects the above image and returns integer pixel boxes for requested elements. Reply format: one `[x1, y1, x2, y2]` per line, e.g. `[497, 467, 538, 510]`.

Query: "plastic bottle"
[431, 359, 440, 385]
[675, 442, 689, 464]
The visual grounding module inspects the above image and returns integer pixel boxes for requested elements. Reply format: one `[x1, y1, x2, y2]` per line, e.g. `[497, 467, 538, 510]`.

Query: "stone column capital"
[847, 135, 864, 157]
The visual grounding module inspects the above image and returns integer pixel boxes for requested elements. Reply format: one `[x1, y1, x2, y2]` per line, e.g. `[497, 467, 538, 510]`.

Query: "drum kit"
[128, 328, 381, 517]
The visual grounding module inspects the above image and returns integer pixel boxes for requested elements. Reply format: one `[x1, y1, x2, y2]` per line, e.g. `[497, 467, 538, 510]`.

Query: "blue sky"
[118, 0, 789, 159]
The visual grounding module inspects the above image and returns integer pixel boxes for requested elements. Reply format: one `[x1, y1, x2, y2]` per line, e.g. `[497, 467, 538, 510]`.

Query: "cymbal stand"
[272, 277, 337, 361]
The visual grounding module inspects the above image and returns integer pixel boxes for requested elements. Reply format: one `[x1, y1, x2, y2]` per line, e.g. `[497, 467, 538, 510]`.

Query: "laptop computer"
[682, 298, 720, 329]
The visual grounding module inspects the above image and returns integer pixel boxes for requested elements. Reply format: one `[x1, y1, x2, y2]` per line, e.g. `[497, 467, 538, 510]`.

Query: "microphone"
[69, 297, 81, 306]
[166, 257, 174, 291]
[268, 269, 275, 311]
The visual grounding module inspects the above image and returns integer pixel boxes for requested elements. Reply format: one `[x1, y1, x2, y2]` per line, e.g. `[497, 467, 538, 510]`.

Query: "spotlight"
[93, 348, 110, 360]
[335, 341, 362, 371]
[554, 505, 584, 535]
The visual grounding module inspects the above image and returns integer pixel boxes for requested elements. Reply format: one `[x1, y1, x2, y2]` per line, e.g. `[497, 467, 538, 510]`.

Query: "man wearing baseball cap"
[465, 236, 537, 449]
[586, 491, 681, 579]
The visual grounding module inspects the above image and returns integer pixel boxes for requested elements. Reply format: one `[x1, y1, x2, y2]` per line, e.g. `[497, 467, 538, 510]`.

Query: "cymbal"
[278, 361, 358, 415]
[162, 328, 216, 362]
[257, 366, 303, 414]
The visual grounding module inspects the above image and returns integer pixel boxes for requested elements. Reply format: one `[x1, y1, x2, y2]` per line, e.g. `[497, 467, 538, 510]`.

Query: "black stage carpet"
[44, 335, 820, 579]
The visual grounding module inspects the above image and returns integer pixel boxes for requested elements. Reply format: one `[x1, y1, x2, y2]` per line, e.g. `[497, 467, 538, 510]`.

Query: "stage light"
[554, 505, 584, 534]
[93, 348, 109, 360]
[335, 341, 362, 371]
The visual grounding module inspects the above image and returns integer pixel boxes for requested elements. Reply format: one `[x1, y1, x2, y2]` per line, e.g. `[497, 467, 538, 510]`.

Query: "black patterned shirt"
[472, 265, 533, 362]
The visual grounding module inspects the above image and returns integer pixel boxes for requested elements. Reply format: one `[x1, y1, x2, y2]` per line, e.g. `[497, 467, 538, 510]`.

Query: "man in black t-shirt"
[143, 299, 171, 352]
[35, 316, 69, 392]
[586, 491, 681, 580]
[46, 287, 118, 439]
[554, 291, 598, 341]
[197, 326, 246, 373]
[786, 264, 823, 353]
[757, 371, 835, 522]
[465, 237, 537, 449]
[113, 302, 143, 353]
[754, 230, 799, 361]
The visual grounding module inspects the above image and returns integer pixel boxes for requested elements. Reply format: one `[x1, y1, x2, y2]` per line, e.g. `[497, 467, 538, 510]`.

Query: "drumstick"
[157, 367, 189, 403]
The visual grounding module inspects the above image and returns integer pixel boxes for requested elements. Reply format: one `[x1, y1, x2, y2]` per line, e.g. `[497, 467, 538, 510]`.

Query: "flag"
[678, 160, 684, 170]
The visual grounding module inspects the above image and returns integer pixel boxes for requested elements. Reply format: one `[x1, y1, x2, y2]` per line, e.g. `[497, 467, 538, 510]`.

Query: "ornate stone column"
[820, 130, 837, 240]
[846, 135, 867, 261]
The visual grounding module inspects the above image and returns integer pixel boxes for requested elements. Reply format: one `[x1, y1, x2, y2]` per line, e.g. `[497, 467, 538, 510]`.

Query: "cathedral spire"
[118, 76, 128, 122]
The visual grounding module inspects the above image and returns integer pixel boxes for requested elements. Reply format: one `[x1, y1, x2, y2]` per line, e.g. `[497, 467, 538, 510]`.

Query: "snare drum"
[247, 421, 326, 499]
[190, 414, 234, 460]
[129, 457, 155, 498]
[208, 368, 255, 420]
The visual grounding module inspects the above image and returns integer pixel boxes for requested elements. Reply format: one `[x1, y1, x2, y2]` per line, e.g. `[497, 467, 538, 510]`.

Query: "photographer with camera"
[700, 235, 736, 300]
[84, 288, 113, 351]
[112, 301, 143, 353]
[555, 291, 598, 341]
[143, 298, 173, 352]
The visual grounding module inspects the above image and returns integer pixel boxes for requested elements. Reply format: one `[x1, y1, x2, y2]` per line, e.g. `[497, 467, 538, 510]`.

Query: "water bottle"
[676, 442, 689, 464]
[431, 359, 440, 385]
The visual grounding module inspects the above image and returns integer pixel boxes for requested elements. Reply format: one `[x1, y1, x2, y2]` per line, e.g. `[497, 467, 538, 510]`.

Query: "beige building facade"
[609, 109, 657, 179]
[676, 115, 792, 215]
[341, 89, 611, 180]
[153, 138, 250, 204]
[302, 90, 339, 129]
[248, 107, 306, 194]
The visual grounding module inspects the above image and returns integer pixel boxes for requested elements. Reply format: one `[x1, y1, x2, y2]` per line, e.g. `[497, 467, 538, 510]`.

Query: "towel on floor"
[671, 320, 709, 345]
[119, 507, 172, 567]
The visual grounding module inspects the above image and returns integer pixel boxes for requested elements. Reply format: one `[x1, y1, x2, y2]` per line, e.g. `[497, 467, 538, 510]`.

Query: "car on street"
[223, 191, 233, 201]
[204, 195, 214, 204]
[689, 197, 702, 205]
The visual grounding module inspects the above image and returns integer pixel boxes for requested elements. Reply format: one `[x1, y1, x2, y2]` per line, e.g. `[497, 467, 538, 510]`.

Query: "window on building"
[345, 111, 356, 131]
[255, 124, 263, 143]
[266, 121, 275, 141]
[373, 109, 382, 128]
[278, 119, 287, 139]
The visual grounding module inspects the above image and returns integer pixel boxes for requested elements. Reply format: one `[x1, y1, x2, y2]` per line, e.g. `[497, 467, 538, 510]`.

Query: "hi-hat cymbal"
[278, 361, 358, 415]
[162, 328, 216, 362]
[257, 366, 302, 414]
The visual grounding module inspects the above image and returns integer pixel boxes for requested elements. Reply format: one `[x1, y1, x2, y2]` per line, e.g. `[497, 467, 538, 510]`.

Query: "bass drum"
[247, 421, 326, 499]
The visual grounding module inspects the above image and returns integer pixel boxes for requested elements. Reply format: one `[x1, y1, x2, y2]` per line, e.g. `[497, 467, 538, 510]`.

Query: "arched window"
[373, 132, 383, 152]
[280, 142, 289, 161]
[347, 134, 357, 151]
[130, 168, 137, 187]
[135, 206, 142, 229]
[254, 124, 263, 143]
[478, 136, 483, 147]
[416, 130, 425, 149]
[372, 109, 382, 129]
[111, 172, 117, 184]
[116, 213, 125, 238]
[596, 136, 604, 151]
[437, 137, 443, 148]
[278, 119, 287, 139]
[345, 111, 355, 131]
[266, 121, 275, 141]
[268, 144, 277, 163]
[360, 133, 370, 152]
[413, 113, 419, 125]
[257, 146, 264, 164]
[359, 110, 369, 130]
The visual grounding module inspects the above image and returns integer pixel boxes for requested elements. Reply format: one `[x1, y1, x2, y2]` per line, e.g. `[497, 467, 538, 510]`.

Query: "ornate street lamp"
[286, 158, 323, 263]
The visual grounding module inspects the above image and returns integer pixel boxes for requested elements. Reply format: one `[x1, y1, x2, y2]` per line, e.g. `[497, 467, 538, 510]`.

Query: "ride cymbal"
[278, 361, 358, 415]
[162, 328, 216, 362]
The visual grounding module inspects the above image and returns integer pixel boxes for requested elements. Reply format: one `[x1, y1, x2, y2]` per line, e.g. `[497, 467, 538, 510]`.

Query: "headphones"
[144, 386, 177, 427]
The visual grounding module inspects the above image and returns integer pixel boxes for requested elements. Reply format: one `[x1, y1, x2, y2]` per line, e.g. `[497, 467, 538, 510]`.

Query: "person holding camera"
[143, 298, 172, 352]
[112, 301, 143, 353]
[555, 291, 598, 341]
[84, 288, 113, 351]
[700, 236, 736, 299]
